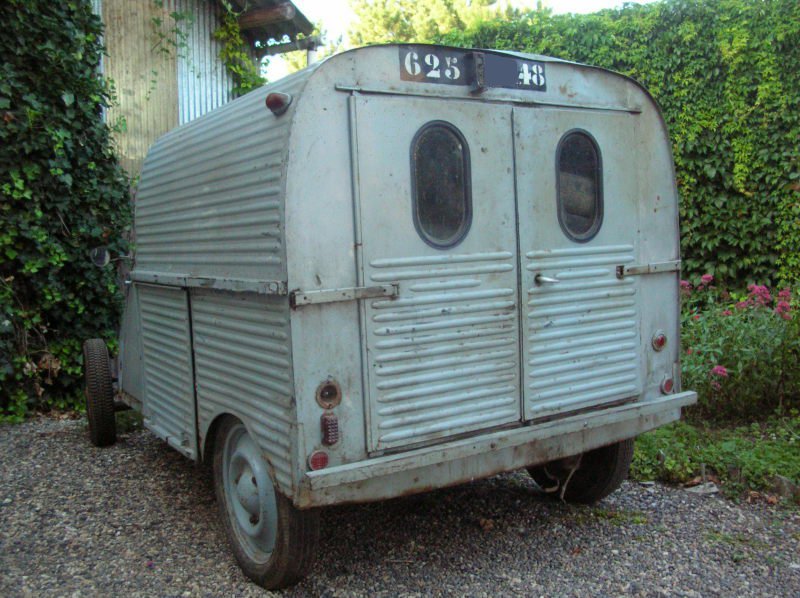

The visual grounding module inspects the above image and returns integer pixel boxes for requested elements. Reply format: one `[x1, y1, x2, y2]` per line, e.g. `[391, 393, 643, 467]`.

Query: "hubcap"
[222, 423, 278, 562]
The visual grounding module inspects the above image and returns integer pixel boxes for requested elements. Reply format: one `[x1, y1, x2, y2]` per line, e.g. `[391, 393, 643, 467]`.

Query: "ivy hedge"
[0, 0, 130, 420]
[440, 0, 800, 288]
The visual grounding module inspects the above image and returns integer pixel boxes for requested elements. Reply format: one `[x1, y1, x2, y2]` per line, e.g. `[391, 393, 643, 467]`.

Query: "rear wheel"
[527, 439, 634, 504]
[83, 339, 116, 447]
[213, 416, 319, 589]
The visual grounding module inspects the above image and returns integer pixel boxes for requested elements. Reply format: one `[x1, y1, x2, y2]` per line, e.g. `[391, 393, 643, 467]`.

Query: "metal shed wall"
[175, 0, 238, 125]
[96, 0, 256, 174]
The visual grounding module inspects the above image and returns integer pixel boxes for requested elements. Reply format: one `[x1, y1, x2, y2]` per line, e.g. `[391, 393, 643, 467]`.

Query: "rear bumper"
[295, 391, 696, 508]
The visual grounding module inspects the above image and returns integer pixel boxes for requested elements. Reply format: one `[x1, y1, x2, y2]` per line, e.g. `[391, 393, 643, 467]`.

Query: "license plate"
[399, 46, 547, 92]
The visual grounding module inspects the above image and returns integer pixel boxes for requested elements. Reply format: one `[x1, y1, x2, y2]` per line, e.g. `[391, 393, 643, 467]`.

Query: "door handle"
[535, 274, 560, 285]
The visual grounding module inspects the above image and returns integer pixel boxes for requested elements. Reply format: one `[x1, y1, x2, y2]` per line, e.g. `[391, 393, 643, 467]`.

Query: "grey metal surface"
[130, 270, 287, 295]
[119, 284, 144, 402]
[191, 291, 294, 494]
[353, 96, 522, 452]
[618, 260, 681, 278]
[135, 66, 315, 283]
[138, 285, 197, 459]
[513, 106, 645, 420]
[525, 245, 641, 416]
[290, 284, 398, 306]
[298, 390, 696, 507]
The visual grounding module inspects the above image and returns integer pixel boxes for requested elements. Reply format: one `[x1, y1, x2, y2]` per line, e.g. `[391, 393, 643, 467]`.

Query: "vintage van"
[83, 44, 696, 588]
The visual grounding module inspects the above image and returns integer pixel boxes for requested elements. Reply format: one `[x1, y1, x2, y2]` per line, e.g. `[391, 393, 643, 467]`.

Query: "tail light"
[308, 450, 329, 471]
[321, 412, 339, 446]
[652, 331, 667, 351]
[660, 376, 674, 394]
[265, 92, 292, 116]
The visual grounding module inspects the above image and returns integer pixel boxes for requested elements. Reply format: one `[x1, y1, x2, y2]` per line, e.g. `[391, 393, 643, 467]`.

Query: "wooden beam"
[237, 3, 296, 31]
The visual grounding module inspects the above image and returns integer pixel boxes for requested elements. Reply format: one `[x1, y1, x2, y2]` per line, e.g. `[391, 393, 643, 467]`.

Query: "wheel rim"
[222, 423, 278, 563]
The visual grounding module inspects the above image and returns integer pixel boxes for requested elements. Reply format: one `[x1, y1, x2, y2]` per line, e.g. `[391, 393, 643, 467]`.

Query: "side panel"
[119, 283, 144, 402]
[134, 68, 313, 283]
[192, 291, 295, 495]
[138, 284, 197, 458]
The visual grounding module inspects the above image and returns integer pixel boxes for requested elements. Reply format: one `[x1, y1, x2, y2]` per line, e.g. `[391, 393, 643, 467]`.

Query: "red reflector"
[661, 377, 674, 394]
[265, 92, 292, 116]
[321, 412, 339, 446]
[308, 450, 329, 471]
[652, 332, 667, 351]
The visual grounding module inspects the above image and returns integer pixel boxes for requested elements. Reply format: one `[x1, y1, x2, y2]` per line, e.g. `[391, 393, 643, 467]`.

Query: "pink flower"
[747, 284, 771, 306]
[778, 288, 792, 301]
[693, 314, 700, 320]
[700, 274, 714, 286]
[710, 365, 728, 377]
[722, 309, 732, 316]
[736, 300, 752, 310]
[775, 300, 792, 320]
[686, 348, 693, 354]
[680, 280, 692, 290]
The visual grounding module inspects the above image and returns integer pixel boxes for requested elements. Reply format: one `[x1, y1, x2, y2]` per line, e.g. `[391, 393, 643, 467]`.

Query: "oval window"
[556, 131, 603, 242]
[412, 122, 472, 248]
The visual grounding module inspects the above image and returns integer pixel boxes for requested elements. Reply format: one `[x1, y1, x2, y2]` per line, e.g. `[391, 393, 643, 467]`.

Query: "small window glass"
[412, 122, 472, 248]
[557, 130, 602, 242]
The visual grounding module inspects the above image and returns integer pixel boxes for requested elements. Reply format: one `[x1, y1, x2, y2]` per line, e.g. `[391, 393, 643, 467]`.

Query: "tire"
[527, 439, 634, 504]
[83, 338, 116, 447]
[213, 416, 319, 589]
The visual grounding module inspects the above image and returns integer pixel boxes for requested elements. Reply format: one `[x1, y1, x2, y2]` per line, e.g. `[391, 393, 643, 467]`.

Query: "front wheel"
[527, 439, 634, 504]
[213, 416, 319, 589]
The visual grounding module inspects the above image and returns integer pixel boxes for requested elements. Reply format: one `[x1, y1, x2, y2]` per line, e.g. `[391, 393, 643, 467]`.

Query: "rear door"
[355, 95, 522, 453]
[514, 107, 644, 420]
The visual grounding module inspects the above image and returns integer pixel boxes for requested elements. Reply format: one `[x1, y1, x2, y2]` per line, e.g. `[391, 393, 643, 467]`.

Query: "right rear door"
[513, 106, 644, 421]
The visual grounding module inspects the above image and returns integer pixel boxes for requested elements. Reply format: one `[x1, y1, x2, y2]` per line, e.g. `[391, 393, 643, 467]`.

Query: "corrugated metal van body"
[132, 68, 318, 495]
[138, 285, 196, 458]
[135, 67, 314, 282]
[191, 291, 295, 493]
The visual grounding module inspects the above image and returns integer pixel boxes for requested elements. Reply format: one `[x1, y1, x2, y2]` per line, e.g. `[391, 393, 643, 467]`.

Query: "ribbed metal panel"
[174, 0, 239, 124]
[367, 251, 520, 451]
[135, 68, 313, 282]
[525, 245, 641, 418]
[139, 285, 196, 458]
[191, 292, 294, 493]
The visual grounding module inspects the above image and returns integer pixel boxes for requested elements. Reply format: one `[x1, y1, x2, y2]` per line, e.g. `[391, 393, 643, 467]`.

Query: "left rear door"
[355, 94, 522, 453]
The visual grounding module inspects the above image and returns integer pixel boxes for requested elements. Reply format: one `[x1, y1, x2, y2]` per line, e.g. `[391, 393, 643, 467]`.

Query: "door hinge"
[617, 260, 681, 279]
[290, 284, 399, 307]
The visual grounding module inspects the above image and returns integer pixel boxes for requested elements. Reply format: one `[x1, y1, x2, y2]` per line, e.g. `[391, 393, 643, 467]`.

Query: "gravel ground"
[1, 416, 799, 598]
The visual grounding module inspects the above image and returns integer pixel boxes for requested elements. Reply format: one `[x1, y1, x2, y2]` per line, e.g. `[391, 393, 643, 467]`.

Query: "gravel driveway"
[2, 416, 799, 597]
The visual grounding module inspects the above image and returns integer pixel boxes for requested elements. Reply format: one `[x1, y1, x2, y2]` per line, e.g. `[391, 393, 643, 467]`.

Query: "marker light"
[652, 331, 667, 351]
[660, 376, 674, 394]
[321, 412, 339, 446]
[265, 92, 292, 116]
[308, 450, 329, 471]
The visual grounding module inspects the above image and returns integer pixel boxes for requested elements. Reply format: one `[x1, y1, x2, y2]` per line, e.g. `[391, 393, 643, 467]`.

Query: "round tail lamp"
[308, 450, 329, 471]
[265, 92, 292, 116]
[652, 331, 667, 351]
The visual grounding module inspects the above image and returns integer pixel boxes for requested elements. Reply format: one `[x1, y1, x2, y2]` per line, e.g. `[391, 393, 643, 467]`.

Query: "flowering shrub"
[681, 278, 800, 423]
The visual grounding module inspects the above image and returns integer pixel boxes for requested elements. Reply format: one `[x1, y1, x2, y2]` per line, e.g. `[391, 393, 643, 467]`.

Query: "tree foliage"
[349, 0, 800, 288]
[441, 0, 800, 288]
[0, 0, 130, 420]
[349, 0, 517, 46]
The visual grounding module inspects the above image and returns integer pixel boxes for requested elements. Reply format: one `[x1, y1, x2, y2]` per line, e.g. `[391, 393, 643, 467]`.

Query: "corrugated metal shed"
[94, 0, 312, 174]
[175, 0, 237, 125]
